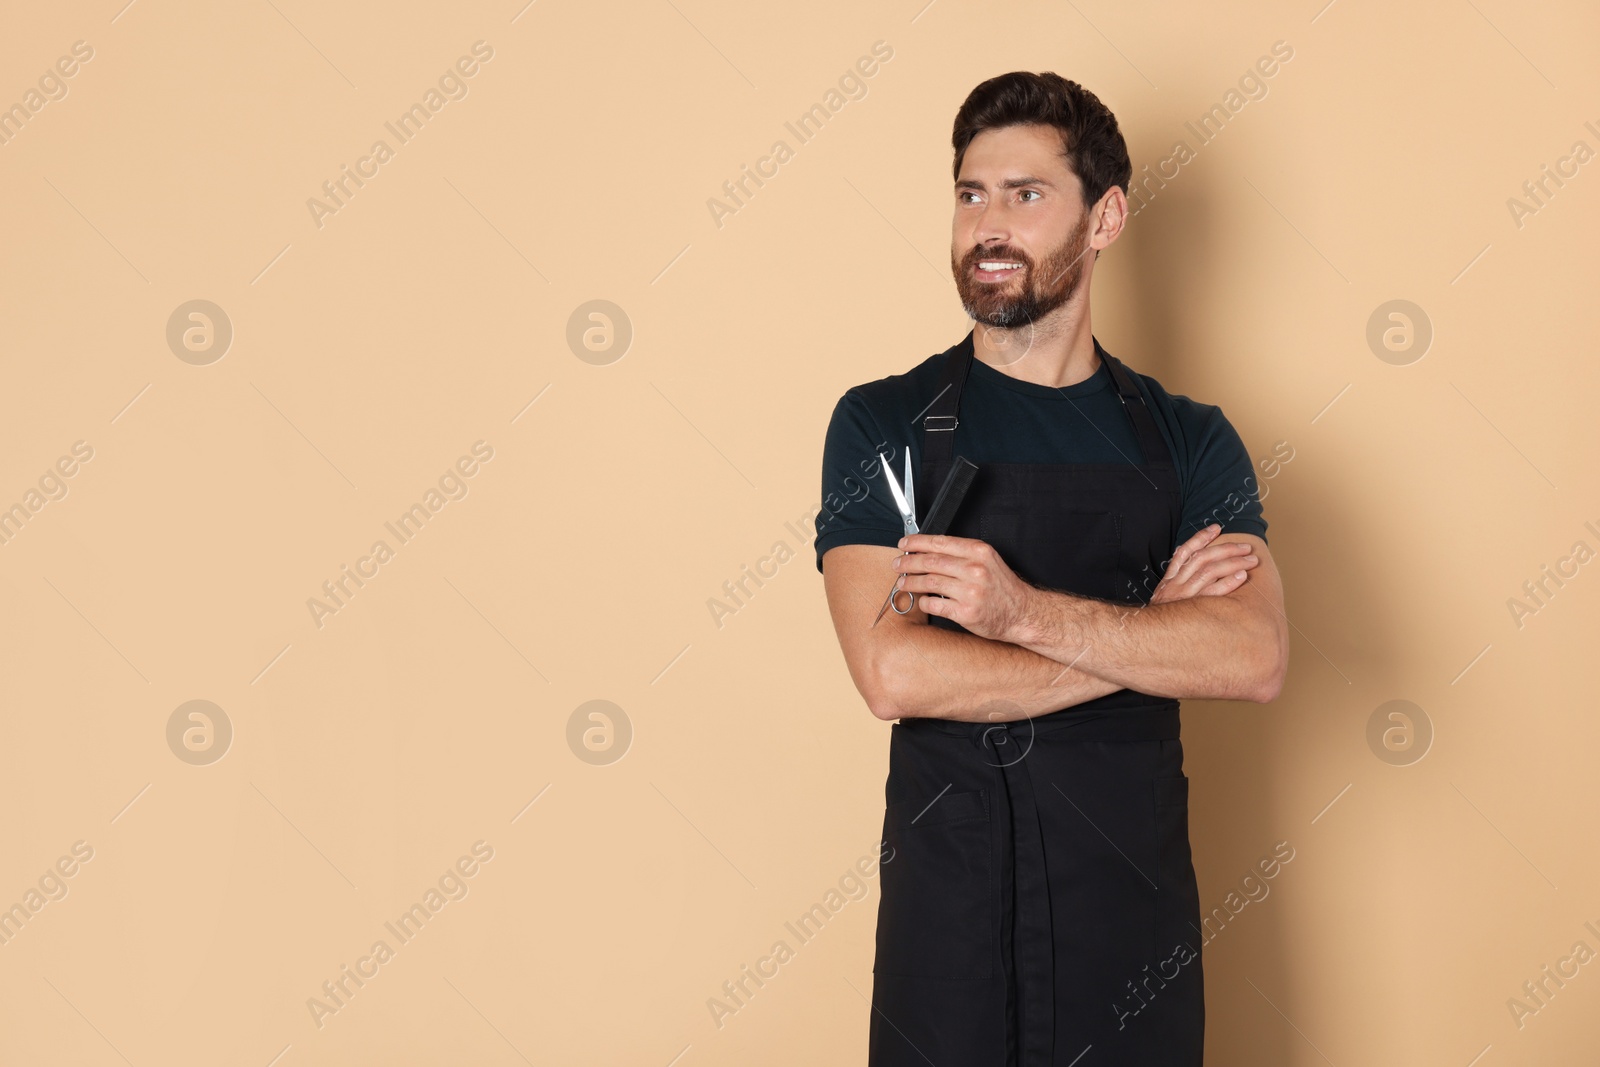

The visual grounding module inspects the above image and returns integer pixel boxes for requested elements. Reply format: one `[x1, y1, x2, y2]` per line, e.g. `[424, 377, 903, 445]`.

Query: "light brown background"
[2, 1, 1597, 1064]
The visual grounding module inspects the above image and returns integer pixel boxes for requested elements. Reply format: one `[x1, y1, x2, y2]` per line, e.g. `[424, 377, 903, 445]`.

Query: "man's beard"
[952, 209, 1093, 329]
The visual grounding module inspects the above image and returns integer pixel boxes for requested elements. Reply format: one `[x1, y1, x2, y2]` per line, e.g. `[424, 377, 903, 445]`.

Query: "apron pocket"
[1154, 774, 1189, 810]
[874, 789, 992, 979]
[983, 508, 1123, 599]
[1153, 774, 1198, 949]
[1153, 775, 1191, 893]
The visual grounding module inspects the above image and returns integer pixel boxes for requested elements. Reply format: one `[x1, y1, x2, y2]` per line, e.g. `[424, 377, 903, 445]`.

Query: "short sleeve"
[1178, 404, 1269, 545]
[814, 390, 911, 572]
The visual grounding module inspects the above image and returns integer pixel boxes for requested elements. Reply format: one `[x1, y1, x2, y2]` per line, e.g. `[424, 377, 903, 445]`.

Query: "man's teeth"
[978, 262, 1022, 270]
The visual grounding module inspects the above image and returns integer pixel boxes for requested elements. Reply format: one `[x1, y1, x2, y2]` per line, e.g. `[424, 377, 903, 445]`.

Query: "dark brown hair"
[951, 72, 1131, 211]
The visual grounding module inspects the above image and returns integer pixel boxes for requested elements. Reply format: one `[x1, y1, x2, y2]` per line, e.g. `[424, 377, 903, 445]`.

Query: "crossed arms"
[821, 525, 1288, 722]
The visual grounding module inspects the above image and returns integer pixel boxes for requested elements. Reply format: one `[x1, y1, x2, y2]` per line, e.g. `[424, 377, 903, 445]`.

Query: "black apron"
[869, 331, 1205, 1066]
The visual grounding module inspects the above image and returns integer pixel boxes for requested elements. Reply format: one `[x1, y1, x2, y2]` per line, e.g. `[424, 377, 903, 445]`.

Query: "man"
[815, 72, 1288, 1065]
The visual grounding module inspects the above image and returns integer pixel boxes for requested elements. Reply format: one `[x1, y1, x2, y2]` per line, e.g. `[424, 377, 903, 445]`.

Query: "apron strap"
[1096, 338, 1174, 468]
[919, 330, 973, 469]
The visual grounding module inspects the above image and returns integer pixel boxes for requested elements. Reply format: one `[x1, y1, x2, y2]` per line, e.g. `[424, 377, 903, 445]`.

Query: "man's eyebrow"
[955, 175, 1057, 191]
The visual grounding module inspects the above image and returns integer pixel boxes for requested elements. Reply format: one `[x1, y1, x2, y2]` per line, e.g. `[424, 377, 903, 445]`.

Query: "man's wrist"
[1009, 585, 1087, 656]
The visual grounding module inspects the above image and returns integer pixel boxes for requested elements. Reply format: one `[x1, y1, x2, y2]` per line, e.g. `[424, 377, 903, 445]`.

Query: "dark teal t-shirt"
[814, 335, 1268, 573]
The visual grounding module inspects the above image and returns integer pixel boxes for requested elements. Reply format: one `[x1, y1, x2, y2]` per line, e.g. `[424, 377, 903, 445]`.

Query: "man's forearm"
[873, 620, 1123, 722]
[1011, 589, 1276, 702]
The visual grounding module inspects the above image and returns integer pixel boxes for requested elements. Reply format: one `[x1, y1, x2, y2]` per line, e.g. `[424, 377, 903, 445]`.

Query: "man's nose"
[973, 197, 1021, 238]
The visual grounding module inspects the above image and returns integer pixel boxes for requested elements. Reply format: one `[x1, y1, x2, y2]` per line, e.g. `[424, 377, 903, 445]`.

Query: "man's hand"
[1148, 523, 1259, 604]
[888, 533, 1032, 642]
[889, 522, 1262, 641]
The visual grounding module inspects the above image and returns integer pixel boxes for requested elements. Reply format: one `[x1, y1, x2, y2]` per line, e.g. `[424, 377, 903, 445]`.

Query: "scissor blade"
[878, 451, 915, 531]
[902, 451, 917, 532]
[871, 582, 895, 627]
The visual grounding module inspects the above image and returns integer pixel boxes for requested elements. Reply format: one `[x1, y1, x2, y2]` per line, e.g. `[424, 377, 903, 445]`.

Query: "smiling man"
[815, 72, 1288, 1065]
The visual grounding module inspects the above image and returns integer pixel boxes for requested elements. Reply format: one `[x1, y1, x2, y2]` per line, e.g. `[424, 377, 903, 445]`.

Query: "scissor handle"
[890, 587, 916, 615]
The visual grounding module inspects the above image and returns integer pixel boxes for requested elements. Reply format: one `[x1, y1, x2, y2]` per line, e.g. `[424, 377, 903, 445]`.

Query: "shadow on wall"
[1113, 126, 1371, 1064]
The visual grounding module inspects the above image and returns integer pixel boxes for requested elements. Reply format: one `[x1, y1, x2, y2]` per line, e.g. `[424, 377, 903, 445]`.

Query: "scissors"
[871, 449, 920, 626]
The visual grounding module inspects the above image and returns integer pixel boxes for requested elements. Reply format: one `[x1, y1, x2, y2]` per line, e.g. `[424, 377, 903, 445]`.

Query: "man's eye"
[1019, 189, 1041, 202]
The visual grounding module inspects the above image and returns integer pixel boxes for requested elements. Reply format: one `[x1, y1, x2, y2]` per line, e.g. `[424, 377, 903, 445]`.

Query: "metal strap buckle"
[924, 415, 958, 431]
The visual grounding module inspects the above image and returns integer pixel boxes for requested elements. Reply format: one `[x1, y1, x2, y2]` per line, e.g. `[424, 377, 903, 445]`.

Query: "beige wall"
[1, 1, 1597, 1064]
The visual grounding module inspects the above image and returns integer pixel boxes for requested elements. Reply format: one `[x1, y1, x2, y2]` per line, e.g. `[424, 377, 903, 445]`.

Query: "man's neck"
[971, 310, 1100, 390]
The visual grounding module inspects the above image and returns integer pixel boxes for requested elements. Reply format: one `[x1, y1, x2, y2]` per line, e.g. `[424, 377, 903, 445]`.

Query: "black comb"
[919, 456, 979, 536]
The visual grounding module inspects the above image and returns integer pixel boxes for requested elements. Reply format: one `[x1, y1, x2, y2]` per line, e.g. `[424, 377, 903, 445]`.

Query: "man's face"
[951, 124, 1096, 329]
